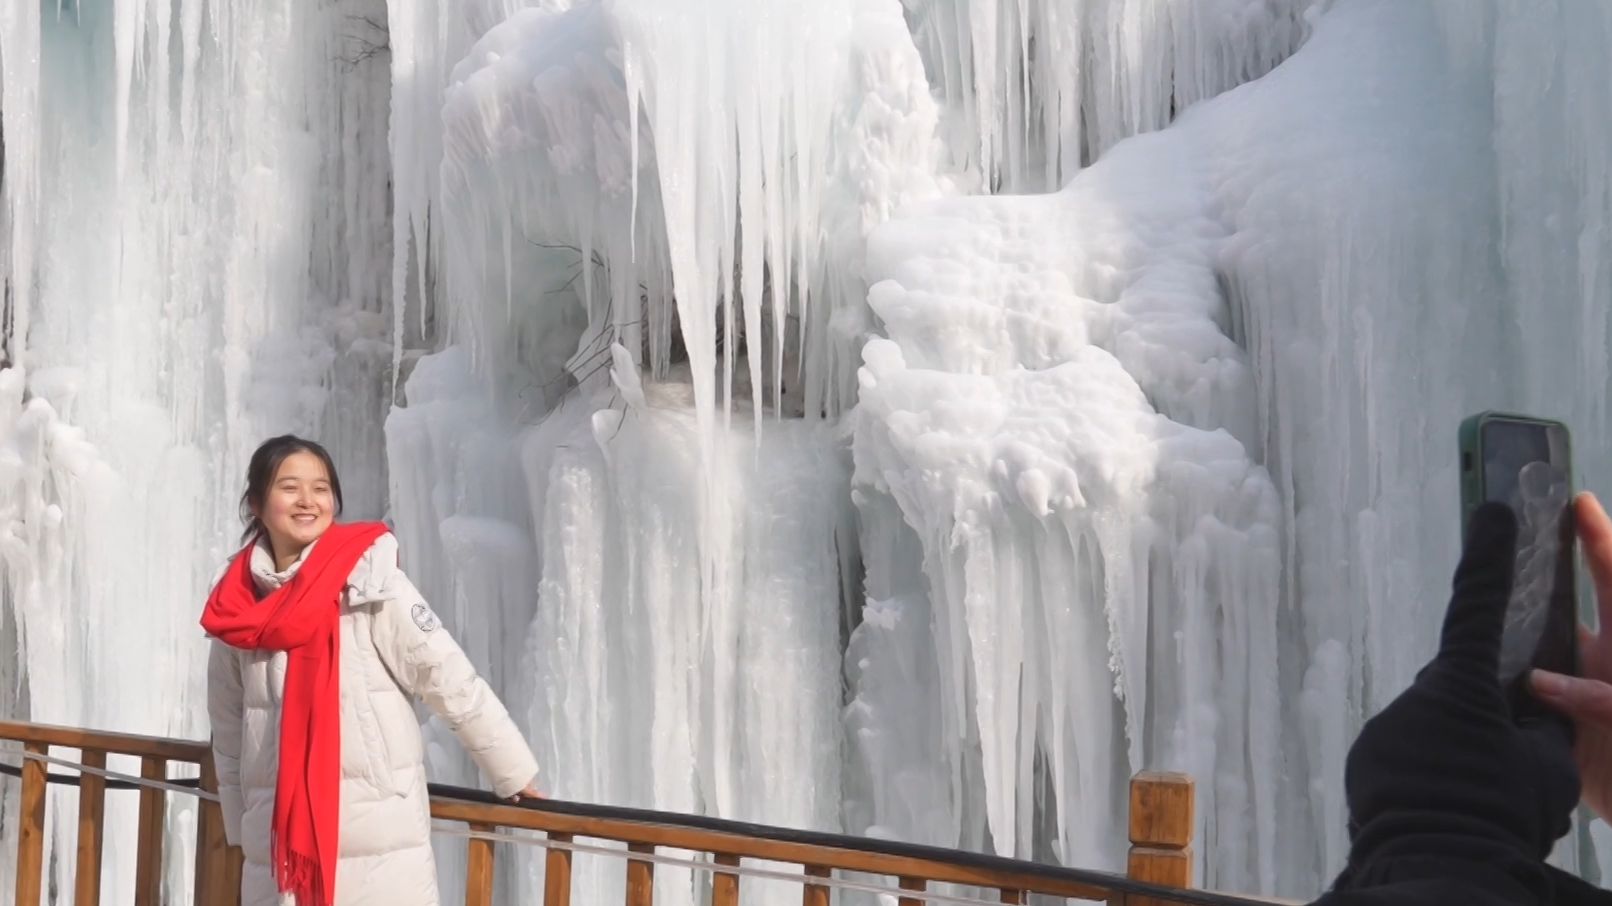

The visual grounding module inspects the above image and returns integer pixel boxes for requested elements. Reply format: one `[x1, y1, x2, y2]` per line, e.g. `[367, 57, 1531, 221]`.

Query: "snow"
[6, 0, 1612, 902]
[852, 292, 1279, 878]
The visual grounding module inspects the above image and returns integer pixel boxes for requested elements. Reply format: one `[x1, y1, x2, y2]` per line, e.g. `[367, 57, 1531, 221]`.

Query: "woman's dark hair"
[239, 435, 344, 542]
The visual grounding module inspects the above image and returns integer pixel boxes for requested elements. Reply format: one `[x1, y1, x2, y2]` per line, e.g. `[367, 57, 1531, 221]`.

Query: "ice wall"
[847, 127, 1283, 884]
[1430, 0, 1612, 878]
[904, 0, 1323, 193]
[11, 0, 1612, 902]
[0, 0, 394, 900]
[384, 0, 928, 899]
[512, 374, 851, 905]
[845, 0, 1612, 897]
[386, 0, 1328, 901]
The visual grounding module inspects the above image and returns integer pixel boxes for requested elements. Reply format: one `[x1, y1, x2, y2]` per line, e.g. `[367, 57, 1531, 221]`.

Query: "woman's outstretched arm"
[358, 534, 541, 799]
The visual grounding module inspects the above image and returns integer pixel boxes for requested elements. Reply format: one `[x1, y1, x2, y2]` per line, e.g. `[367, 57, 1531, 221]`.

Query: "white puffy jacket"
[206, 532, 539, 906]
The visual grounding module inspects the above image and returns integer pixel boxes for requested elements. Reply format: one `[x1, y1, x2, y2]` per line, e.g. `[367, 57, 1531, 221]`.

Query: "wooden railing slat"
[711, 853, 740, 906]
[801, 865, 830, 906]
[72, 749, 108, 906]
[898, 875, 926, 906]
[545, 832, 574, 906]
[14, 741, 49, 906]
[134, 756, 168, 906]
[465, 821, 497, 906]
[625, 843, 654, 906]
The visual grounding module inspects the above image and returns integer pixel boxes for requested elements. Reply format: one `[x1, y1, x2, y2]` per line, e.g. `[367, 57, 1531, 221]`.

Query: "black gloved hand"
[1326, 502, 1581, 904]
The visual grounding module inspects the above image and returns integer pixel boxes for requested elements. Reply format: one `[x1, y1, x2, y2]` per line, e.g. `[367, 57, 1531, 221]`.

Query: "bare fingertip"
[1532, 669, 1569, 696]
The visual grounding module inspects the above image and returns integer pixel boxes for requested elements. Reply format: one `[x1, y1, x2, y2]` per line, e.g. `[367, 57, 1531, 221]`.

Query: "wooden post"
[801, 864, 831, 906]
[711, 853, 741, 906]
[624, 843, 654, 906]
[14, 742, 49, 906]
[226, 844, 245, 902]
[1124, 772, 1195, 906]
[544, 832, 574, 906]
[133, 757, 168, 906]
[898, 876, 926, 906]
[73, 749, 108, 906]
[465, 822, 496, 906]
[194, 751, 236, 906]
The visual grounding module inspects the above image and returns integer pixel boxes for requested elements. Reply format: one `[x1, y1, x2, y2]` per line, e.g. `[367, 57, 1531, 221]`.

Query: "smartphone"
[1458, 411, 1578, 722]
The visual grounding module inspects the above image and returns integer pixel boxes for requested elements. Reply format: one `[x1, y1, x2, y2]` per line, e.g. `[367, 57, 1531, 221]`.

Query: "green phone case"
[1458, 410, 1576, 529]
[1457, 409, 1583, 685]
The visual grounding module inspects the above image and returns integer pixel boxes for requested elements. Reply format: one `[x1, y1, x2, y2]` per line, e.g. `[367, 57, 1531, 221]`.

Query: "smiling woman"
[240, 436, 343, 568]
[202, 434, 544, 906]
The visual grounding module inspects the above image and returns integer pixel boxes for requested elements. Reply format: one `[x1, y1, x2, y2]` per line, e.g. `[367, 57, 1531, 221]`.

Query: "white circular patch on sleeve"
[411, 602, 440, 633]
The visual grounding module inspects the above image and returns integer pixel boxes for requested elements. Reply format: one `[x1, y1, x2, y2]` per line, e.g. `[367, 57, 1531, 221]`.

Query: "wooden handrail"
[1, 718, 1294, 906]
[0, 719, 212, 762]
[430, 795, 1117, 900]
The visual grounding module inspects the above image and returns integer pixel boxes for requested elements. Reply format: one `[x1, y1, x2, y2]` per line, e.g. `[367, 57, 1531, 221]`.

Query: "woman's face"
[257, 450, 335, 559]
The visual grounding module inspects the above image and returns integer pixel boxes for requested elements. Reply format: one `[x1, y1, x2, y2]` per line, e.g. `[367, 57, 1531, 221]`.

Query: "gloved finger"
[1439, 503, 1519, 675]
[1533, 671, 1612, 728]
[1518, 717, 1582, 852]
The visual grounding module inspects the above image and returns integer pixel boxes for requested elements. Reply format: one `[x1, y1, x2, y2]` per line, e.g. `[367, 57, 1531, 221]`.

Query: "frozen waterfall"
[4, 0, 1612, 902]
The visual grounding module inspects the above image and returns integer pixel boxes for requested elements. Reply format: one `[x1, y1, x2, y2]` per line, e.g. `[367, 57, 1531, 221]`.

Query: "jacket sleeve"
[205, 638, 246, 846]
[357, 534, 540, 799]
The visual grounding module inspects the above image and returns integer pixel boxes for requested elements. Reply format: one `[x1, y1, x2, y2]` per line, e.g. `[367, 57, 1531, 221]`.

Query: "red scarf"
[201, 521, 389, 906]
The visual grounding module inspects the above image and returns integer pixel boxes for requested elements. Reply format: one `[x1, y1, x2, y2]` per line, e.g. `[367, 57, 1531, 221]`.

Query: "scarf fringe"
[274, 833, 329, 906]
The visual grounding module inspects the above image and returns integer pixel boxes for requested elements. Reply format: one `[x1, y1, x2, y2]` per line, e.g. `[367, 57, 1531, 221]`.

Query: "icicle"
[902, 0, 1321, 192]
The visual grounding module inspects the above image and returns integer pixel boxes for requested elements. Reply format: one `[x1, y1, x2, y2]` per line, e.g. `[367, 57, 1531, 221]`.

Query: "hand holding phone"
[1529, 493, 1612, 826]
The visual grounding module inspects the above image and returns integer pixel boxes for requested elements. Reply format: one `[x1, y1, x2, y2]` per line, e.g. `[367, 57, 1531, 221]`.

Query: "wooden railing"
[0, 719, 239, 906]
[1, 719, 1295, 906]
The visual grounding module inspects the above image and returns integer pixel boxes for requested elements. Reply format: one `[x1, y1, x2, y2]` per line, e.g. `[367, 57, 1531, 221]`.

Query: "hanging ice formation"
[5, 0, 1612, 902]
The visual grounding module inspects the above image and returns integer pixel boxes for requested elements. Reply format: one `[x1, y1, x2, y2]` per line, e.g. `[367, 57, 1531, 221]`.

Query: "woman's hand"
[1532, 491, 1612, 824]
[508, 785, 546, 803]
